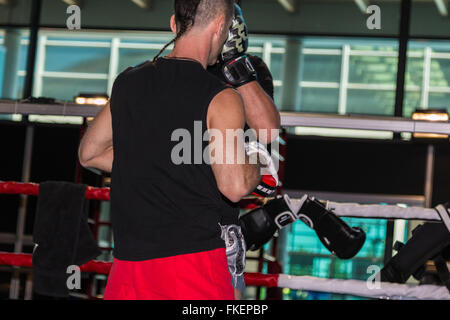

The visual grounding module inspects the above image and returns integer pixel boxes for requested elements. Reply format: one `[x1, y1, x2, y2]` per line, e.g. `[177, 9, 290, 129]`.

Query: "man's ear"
[212, 14, 225, 36]
[170, 15, 177, 34]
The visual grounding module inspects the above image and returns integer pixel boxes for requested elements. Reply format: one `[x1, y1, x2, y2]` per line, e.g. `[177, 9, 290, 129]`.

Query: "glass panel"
[297, 38, 398, 116]
[41, 77, 107, 101]
[347, 89, 395, 115]
[430, 59, 450, 87]
[286, 216, 386, 300]
[269, 53, 283, 81]
[274, 85, 282, 107]
[348, 55, 398, 85]
[406, 40, 450, 116]
[429, 92, 450, 113]
[404, 91, 422, 118]
[0, 29, 29, 121]
[405, 57, 423, 88]
[302, 54, 341, 83]
[44, 45, 110, 73]
[300, 88, 339, 113]
[118, 48, 160, 72]
[0, 29, 29, 99]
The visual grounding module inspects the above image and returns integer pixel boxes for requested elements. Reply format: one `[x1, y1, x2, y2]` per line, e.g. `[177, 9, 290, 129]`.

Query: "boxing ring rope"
[1, 179, 449, 300]
[0, 252, 112, 275]
[0, 181, 110, 201]
[325, 201, 443, 221]
[0, 181, 446, 222]
[0, 252, 448, 300]
[275, 274, 450, 300]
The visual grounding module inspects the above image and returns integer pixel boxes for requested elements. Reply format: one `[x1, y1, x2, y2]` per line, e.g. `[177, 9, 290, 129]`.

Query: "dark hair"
[153, 0, 234, 62]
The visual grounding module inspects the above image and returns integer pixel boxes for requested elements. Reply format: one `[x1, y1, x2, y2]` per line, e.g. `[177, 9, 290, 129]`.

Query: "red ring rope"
[0, 252, 279, 287]
[0, 180, 261, 208]
[0, 181, 110, 201]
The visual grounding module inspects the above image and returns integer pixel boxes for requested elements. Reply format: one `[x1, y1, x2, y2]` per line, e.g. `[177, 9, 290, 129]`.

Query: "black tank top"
[110, 58, 239, 261]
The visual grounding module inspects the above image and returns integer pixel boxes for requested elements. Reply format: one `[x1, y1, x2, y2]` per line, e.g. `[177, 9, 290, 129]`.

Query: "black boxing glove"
[296, 197, 366, 259]
[239, 195, 297, 251]
[220, 4, 257, 87]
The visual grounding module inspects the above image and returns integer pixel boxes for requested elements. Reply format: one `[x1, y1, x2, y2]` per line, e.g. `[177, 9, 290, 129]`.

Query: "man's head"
[169, 0, 234, 65]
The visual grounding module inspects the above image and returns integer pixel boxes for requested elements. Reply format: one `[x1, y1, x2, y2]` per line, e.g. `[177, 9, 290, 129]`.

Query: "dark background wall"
[0, 120, 99, 252]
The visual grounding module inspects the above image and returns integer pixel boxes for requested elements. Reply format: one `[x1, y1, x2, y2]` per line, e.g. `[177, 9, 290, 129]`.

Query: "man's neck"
[166, 36, 210, 69]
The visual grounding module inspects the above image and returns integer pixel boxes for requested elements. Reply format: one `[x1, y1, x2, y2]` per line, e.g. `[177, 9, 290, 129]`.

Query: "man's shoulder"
[118, 60, 154, 80]
[112, 61, 155, 93]
[208, 87, 244, 122]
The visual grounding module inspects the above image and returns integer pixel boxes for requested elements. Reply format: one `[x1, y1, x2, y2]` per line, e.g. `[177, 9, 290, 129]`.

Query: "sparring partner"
[79, 0, 271, 300]
[207, 3, 281, 299]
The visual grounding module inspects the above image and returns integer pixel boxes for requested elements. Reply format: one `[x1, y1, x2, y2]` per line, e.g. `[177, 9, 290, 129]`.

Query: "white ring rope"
[289, 198, 445, 221]
[277, 274, 450, 300]
[436, 204, 450, 232]
[326, 201, 442, 221]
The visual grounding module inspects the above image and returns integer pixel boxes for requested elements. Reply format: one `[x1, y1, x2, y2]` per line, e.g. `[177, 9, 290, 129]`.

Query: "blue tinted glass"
[429, 92, 450, 113]
[41, 78, 107, 101]
[0, 44, 5, 96]
[349, 55, 398, 85]
[346, 89, 395, 115]
[404, 91, 421, 117]
[270, 53, 283, 81]
[406, 56, 423, 87]
[0, 31, 28, 100]
[19, 44, 29, 71]
[302, 54, 341, 82]
[44, 46, 110, 73]
[300, 88, 339, 113]
[118, 48, 160, 72]
[286, 215, 387, 299]
[46, 37, 111, 42]
[430, 58, 450, 87]
[273, 85, 282, 106]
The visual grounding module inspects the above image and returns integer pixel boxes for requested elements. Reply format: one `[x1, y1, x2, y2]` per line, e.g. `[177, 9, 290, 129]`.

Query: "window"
[0, 29, 29, 121]
[298, 39, 399, 116]
[405, 40, 450, 117]
[26, 31, 406, 124]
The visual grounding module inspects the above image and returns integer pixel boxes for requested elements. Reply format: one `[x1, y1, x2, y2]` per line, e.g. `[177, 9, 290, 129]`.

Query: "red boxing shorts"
[103, 248, 235, 300]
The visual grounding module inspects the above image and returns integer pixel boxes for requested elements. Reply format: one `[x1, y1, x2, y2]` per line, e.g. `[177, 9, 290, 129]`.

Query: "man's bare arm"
[207, 88, 261, 203]
[238, 81, 280, 144]
[78, 102, 114, 173]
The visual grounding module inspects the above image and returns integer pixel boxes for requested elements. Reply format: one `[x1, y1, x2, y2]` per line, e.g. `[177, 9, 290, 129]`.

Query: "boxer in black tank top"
[79, 1, 280, 300]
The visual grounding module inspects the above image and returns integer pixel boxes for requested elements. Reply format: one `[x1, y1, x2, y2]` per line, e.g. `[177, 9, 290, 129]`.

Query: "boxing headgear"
[221, 4, 249, 62]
